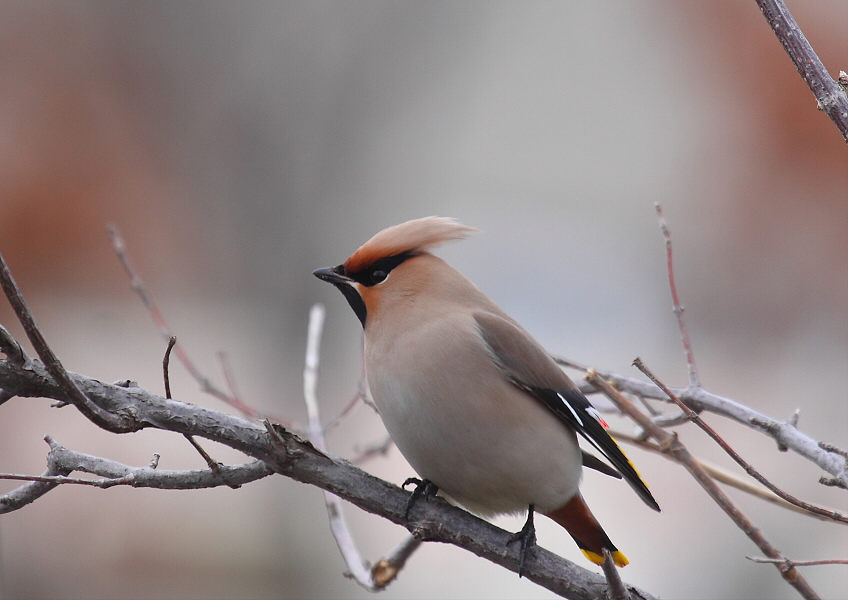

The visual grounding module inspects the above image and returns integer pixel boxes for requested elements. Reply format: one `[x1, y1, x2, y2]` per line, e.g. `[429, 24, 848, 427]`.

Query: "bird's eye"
[370, 269, 388, 284]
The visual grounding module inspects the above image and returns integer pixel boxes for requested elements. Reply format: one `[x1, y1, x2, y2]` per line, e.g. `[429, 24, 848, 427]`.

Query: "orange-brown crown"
[343, 217, 478, 273]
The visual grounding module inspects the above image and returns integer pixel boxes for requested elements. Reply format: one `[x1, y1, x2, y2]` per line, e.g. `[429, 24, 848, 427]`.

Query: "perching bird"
[313, 216, 659, 572]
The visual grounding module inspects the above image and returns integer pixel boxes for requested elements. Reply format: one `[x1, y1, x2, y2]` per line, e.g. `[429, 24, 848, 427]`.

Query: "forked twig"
[586, 369, 821, 600]
[606, 428, 844, 522]
[162, 334, 232, 484]
[106, 225, 294, 427]
[633, 358, 847, 525]
[553, 354, 847, 489]
[302, 304, 376, 589]
[302, 304, 423, 590]
[0, 435, 272, 513]
[0, 251, 142, 433]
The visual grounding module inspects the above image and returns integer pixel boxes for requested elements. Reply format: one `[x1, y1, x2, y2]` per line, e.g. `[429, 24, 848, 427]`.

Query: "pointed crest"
[344, 217, 478, 273]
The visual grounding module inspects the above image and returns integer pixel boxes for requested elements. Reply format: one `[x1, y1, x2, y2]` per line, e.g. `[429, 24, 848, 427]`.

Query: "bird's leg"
[402, 477, 439, 520]
[507, 504, 536, 578]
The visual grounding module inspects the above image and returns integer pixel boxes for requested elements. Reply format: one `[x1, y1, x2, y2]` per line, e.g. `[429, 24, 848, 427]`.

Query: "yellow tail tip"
[582, 549, 630, 568]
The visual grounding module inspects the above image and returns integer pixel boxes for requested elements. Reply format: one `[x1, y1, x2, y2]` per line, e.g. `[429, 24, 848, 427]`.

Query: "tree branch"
[607, 428, 845, 523]
[586, 369, 823, 600]
[106, 224, 295, 427]
[655, 203, 700, 388]
[559, 357, 848, 490]
[755, 0, 848, 142]
[0, 253, 143, 433]
[0, 435, 272, 512]
[302, 303, 385, 590]
[632, 359, 847, 524]
[0, 347, 655, 600]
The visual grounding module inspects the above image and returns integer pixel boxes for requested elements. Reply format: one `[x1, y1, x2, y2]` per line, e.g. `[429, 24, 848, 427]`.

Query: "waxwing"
[314, 216, 659, 571]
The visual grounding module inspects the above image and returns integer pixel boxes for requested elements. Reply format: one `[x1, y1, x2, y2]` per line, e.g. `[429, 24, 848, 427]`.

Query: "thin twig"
[553, 355, 848, 489]
[107, 225, 294, 427]
[323, 376, 368, 432]
[819, 442, 848, 459]
[351, 434, 395, 466]
[0, 251, 142, 433]
[163, 335, 177, 400]
[0, 472, 141, 488]
[0, 435, 272, 513]
[754, 0, 848, 142]
[817, 443, 848, 489]
[655, 203, 700, 388]
[632, 358, 847, 525]
[0, 435, 72, 513]
[370, 535, 423, 588]
[324, 341, 374, 433]
[608, 427, 843, 522]
[747, 557, 848, 567]
[217, 351, 245, 408]
[162, 334, 231, 483]
[0, 336, 656, 598]
[586, 369, 821, 600]
[302, 304, 380, 590]
[600, 549, 629, 600]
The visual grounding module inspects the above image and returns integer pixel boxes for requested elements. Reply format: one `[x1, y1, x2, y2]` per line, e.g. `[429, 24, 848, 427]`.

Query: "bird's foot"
[402, 477, 439, 521]
[507, 504, 536, 578]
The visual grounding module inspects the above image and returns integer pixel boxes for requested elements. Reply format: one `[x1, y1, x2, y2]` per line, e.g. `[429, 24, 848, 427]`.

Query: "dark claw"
[402, 477, 439, 520]
[507, 504, 536, 578]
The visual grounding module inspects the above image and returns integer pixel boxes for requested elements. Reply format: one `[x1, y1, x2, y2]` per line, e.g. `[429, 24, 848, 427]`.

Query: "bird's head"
[313, 216, 477, 327]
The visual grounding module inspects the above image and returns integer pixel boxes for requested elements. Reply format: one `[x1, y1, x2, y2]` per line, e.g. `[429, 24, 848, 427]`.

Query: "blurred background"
[1, 2, 846, 599]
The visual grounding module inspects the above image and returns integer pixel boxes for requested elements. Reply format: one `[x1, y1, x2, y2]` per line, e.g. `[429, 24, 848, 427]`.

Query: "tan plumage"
[314, 216, 659, 570]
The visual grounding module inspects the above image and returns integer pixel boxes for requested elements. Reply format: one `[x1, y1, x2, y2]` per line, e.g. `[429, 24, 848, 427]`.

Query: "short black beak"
[313, 265, 367, 327]
[313, 266, 353, 286]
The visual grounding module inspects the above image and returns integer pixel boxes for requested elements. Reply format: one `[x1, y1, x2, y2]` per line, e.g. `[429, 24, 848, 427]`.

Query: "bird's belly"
[369, 368, 582, 516]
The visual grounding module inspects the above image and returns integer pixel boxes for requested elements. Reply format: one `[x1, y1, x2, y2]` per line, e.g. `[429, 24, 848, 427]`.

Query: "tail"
[545, 494, 629, 567]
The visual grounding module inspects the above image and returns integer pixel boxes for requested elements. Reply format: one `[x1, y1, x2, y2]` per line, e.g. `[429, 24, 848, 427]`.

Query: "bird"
[313, 216, 659, 573]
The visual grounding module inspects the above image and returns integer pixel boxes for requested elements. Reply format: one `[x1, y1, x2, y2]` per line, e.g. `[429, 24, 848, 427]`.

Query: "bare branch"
[655, 203, 699, 388]
[0, 435, 72, 513]
[557, 356, 848, 490]
[106, 225, 295, 427]
[0, 343, 655, 599]
[159, 335, 232, 482]
[370, 535, 423, 588]
[323, 375, 368, 432]
[632, 358, 847, 525]
[163, 335, 177, 400]
[819, 442, 848, 460]
[0, 435, 272, 514]
[755, 0, 848, 142]
[586, 369, 822, 600]
[747, 557, 848, 567]
[302, 304, 382, 590]
[608, 428, 845, 522]
[217, 350, 246, 408]
[302, 305, 429, 590]
[0, 252, 143, 433]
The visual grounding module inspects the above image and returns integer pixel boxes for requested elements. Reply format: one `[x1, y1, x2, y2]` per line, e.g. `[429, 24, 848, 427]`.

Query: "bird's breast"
[364, 312, 582, 515]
